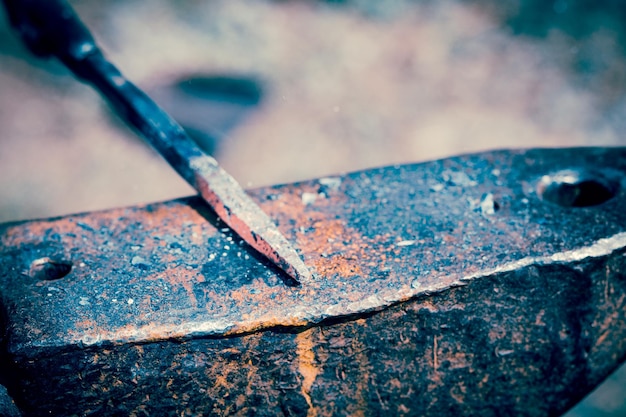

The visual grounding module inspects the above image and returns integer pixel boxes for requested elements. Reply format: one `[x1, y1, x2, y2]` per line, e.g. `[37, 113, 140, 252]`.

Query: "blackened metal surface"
[0, 385, 21, 417]
[1, 147, 625, 415]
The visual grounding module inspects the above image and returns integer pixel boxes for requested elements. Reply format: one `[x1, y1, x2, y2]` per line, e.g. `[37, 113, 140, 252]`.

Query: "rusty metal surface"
[1, 147, 625, 415]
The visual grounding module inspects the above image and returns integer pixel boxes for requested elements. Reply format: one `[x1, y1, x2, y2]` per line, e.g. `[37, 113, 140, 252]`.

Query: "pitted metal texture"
[1, 147, 625, 416]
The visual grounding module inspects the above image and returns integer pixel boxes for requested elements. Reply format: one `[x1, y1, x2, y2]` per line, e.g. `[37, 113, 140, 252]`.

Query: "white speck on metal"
[302, 192, 318, 205]
[480, 193, 496, 216]
[319, 177, 342, 190]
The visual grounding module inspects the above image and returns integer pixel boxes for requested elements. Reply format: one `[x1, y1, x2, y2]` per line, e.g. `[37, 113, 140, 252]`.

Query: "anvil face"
[1, 148, 625, 416]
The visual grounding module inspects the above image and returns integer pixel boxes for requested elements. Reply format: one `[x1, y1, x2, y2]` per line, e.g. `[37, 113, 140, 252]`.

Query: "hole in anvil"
[28, 257, 72, 280]
[537, 169, 618, 207]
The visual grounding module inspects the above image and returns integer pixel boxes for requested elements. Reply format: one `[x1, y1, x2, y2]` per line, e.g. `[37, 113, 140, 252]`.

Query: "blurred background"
[0, 0, 624, 415]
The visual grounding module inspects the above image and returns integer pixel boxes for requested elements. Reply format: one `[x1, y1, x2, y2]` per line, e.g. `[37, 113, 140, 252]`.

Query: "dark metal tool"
[1, 148, 624, 416]
[1, 0, 311, 286]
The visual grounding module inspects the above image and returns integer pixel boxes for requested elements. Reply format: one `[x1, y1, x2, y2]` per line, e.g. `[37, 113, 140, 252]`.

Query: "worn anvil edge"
[57, 232, 626, 346]
[460, 231, 626, 282]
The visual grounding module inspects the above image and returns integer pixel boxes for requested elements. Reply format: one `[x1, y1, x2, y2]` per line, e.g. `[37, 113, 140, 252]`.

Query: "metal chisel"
[2, 0, 311, 286]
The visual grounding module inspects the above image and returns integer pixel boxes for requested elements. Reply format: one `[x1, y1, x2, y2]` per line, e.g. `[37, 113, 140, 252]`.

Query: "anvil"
[0, 147, 624, 416]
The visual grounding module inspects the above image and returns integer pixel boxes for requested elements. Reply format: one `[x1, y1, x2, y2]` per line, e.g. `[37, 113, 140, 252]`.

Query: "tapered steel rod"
[2, 0, 311, 285]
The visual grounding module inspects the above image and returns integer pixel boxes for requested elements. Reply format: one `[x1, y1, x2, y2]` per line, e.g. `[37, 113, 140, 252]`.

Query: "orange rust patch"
[293, 217, 390, 282]
[224, 314, 309, 336]
[450, 382, 468, 404]
[197, 335, 263, 415]
[143, 264, 208, 310]
[149, 267, 199, 307]
[310, 254, 362, 280]
[488, 326, 506, 343]
[137, 203, 214, 241]
[74, 319, 99, 332]
[1, 200, 215, 255]
[534, 309, 546, 326]
[259, 189, 378, 281]
[296, 328, 320, 417]
[260, 185, 348, 222]
[348, 334, 370, 417]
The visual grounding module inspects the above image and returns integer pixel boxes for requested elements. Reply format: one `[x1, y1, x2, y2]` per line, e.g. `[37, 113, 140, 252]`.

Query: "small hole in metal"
[537, 170, 618, 207]
[29, 257, 72, 281]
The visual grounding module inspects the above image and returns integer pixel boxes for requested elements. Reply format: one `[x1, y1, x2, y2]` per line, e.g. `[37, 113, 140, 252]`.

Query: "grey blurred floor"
[0, 0, 624, 415]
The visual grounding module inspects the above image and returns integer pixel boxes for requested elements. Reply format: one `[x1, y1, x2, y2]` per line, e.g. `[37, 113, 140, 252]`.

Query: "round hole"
[29, 257, 72, 281]
[537, 170, 618, 207]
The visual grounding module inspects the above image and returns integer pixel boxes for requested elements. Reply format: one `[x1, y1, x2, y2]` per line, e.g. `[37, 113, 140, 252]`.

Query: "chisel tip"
[192, 159, 312, 286]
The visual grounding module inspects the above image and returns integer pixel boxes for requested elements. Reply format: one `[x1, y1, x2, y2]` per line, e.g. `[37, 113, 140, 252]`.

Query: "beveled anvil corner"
[1, 148, 625, 416]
